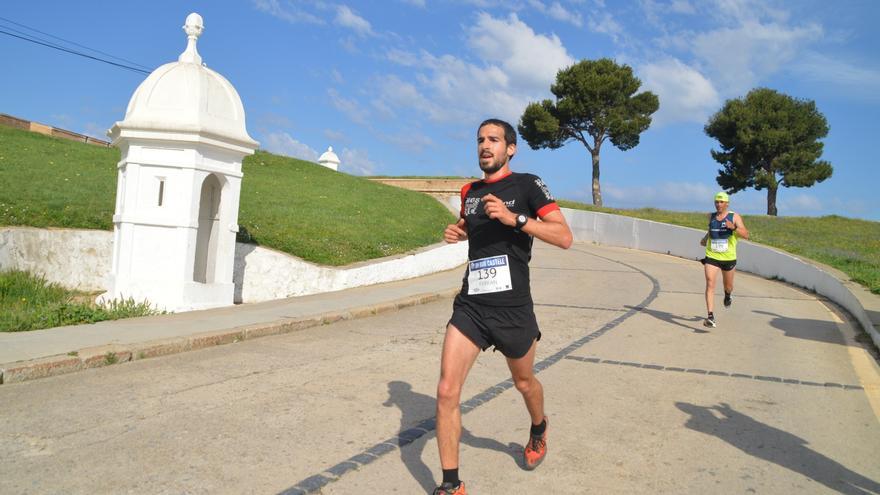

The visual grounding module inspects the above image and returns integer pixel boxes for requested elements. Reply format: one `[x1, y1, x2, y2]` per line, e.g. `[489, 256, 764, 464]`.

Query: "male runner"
[699, 191, 749, 328]
[433, 118, 573, 494]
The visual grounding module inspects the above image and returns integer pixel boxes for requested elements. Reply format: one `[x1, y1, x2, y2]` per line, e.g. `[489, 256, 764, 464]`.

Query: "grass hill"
[1, 124, 877, 293]
[0, 125, 454, 266]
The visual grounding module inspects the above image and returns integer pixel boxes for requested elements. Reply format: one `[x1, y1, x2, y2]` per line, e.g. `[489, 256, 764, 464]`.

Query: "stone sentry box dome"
[102, 13, 258, 312]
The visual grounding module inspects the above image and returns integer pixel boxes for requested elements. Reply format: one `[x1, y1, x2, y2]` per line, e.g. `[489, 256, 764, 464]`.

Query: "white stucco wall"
[0, 227, 466, 305]
[562, 208, 880, 349]
[0, 228, 112, 290]
[1, 212, 876, 350]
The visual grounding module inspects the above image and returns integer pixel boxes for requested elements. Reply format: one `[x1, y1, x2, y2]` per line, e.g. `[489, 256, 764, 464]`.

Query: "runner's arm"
[731, 213, 749, 240]
[520, 209, 573, 249]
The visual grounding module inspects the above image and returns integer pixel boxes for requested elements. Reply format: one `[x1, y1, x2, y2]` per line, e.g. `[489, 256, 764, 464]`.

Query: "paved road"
[1, 242, 878, 494]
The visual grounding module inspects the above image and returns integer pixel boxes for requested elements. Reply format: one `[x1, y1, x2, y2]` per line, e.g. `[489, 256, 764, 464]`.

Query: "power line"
[0, 17, 153, 75]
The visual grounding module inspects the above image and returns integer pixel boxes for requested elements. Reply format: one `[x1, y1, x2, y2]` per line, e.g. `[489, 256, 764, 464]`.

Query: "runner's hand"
[444, 218, 467, 243]
[482, 194, 515, 226]
[725, 218, 736, 230]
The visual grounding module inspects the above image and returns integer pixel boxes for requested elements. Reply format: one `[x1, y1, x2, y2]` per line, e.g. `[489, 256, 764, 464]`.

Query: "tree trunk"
[767, 186, 778, 216]
[591, 150, 602, 206]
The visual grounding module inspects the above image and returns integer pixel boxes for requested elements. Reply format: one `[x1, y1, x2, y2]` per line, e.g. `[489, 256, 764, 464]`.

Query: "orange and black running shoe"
[524, 416, 548, 470]
[433, 481, 466, 494]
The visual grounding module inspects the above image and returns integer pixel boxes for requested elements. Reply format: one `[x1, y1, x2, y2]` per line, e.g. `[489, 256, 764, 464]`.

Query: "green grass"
[0, 270, 162, 332]
[0, 126, 455, 266]
[559, 200, 880, 294]
[2, 125, 877, 293]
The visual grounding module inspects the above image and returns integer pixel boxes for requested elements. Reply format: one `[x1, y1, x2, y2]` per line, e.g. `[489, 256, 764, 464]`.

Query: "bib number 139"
[467, 255, 513, 295]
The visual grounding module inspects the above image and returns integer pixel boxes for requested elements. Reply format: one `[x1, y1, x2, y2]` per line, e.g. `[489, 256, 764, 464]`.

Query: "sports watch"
[515, 214, 529, 230]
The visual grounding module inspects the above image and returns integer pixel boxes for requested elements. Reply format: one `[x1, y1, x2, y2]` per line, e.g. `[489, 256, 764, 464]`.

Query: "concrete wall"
[2, 211, 876, 350]
[563, 208, 880, 349]
[0, 227, 467, 305]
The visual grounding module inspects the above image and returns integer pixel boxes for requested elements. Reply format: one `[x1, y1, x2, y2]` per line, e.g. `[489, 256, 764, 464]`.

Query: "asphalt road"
[2, 242, 878, 494]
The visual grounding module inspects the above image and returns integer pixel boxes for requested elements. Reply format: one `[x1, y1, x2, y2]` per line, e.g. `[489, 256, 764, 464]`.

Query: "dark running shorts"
[702, 257, 737, 271]
[448, 294, 541, 359]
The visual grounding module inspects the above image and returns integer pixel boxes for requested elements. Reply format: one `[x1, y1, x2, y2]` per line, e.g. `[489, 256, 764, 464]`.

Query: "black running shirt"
[458, 171, 559, 306]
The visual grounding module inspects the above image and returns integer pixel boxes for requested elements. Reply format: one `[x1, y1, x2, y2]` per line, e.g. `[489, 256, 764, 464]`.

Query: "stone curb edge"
[0, 288, 460, 385]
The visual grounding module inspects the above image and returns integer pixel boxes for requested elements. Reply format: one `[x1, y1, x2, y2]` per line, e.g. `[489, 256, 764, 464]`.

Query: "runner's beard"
[479, 157, 505, 174]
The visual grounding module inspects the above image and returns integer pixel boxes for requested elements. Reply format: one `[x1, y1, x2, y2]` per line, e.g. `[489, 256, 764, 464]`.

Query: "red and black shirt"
[458, 171, 559, 306]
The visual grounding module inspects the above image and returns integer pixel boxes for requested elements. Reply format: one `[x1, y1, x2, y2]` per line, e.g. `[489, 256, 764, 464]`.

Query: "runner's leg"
[506, 339, 543, 424]
[437, 323, 481, 470]
[722, 268, 735, 296]
[704, 263, 720, 315]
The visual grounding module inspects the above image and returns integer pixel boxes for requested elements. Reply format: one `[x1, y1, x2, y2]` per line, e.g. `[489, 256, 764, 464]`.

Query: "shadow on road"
[383, 380, 521, 492]
[624, 305, 709, 334]
[676, 402, 880, 494]
[753, 310, 846, 346]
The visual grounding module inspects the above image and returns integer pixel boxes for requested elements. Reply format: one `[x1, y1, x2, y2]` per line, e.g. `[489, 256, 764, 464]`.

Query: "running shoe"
[723, 293, 732, 307]
[524, 416, 548, 470]
[433, 481, 466, 495]
[704, 315, 716, 328]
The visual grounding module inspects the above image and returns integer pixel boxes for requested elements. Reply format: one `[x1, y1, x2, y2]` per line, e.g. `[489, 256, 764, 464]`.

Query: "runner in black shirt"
[433, 119, 573, 495]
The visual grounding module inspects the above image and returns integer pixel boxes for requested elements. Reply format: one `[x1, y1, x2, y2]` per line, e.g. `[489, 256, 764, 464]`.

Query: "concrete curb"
[0, 287, 460, 385]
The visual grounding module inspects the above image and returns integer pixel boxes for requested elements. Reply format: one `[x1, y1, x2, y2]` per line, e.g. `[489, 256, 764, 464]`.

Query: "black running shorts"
[701, 257, 737, 271]
[448, 294, 541, 359]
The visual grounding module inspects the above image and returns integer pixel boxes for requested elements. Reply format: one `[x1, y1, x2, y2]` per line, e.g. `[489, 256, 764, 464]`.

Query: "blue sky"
[2, 1, 878, 220]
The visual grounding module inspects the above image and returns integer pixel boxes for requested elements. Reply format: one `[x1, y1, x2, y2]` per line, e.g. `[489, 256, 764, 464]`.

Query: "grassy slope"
[0, 126, 454, 265]
[559, 201, 880, 294]
[1, 126, 877, 292]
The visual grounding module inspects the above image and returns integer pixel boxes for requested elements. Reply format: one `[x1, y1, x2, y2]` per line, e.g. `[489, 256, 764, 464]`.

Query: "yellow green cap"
[714, 191, 729, 202]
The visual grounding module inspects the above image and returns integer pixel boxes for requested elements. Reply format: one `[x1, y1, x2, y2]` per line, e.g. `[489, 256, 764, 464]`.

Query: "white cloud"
[328, 88, 370, 124]
[790, 52, 880, 101]
[529, 0, 583, 27]
[335, 5, 374, 37]
[588, 12, 625, 44]
[669, 0, 696, 14]
[252, 0, 324, 24]
[323, 129, 347, 143]
[263, 132, 319, 162]
[468, 13, 574, 92]
[378, 13, 574, 125]
[339, 148, 377, 175]
[379, 130, 435, 154]
[691, 20, 823, 95]
[639, 58, 720, 125]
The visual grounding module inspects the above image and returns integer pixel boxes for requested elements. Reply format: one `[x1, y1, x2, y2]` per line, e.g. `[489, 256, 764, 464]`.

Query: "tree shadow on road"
[624, 305, 709, 333]
[753, 310, 846, 346]
[383, 380, 521, 492]
[675, 401, 880, 494]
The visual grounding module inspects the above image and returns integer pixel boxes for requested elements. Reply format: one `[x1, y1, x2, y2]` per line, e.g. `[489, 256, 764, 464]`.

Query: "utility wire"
[0, 15, 153, 71]
[0, 17, 153, 75]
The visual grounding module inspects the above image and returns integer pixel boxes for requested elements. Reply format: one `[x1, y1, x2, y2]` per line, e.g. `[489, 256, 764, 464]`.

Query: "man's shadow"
[624, 305, 709, 333]
[676, 402, 880, 494]
[383, 380, 521, 492]
[753, 310, 846, 345]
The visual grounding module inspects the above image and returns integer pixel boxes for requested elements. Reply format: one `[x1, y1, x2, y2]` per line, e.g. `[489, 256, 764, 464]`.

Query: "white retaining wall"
[563, 207, 880, 349]
[1, 215, 877, 350]
[0, 227, 467, 304]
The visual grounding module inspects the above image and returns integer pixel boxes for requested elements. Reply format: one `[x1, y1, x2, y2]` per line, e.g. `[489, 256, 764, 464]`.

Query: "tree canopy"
[518, 58, 659, 206]
[704, 87, 832, 216]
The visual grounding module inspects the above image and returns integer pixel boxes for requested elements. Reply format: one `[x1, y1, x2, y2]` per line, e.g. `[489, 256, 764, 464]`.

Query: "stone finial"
[179, 13, 204, 64]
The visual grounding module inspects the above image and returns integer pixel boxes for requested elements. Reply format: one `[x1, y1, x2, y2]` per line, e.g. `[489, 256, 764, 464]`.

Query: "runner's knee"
[437, 379, 462, 406]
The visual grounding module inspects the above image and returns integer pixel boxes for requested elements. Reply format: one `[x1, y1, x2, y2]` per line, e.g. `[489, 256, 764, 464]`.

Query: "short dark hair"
[478, 118, 517, 146]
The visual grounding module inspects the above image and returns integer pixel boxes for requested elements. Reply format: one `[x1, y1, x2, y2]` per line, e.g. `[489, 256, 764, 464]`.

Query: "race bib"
[710, 238, 728, 253]
[467, 255, 513, 295]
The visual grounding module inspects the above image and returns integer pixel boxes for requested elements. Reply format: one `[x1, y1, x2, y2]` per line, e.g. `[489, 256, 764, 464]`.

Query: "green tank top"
[705, 211, 738, 261]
